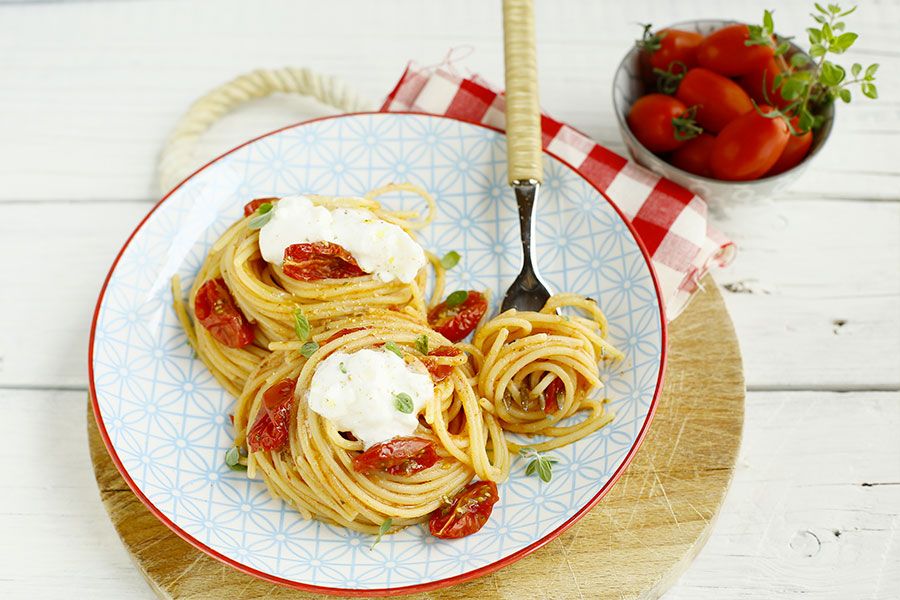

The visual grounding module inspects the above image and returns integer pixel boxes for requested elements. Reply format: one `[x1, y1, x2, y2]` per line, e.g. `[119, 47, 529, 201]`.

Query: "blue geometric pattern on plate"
[91, 113, 663, 592]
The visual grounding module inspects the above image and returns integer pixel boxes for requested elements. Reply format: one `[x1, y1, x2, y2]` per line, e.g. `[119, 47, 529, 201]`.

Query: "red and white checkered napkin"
[381, 64, 735, 321]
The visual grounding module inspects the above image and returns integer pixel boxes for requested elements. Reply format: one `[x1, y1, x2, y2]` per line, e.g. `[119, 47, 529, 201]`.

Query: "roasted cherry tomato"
[282, 241, 366, 281]
[243, 197, 278, 217]
[627, 94, 698, 153]
[710, 106, 790, 181]
[194, 278, 254, 348]
[696, 24, 774, 76]
[639, 26, 704, 71]
[675, 68, 753, 133]
[428, 291, 488, 343]
[429, 480, 499, 539]
[247, 378, 296, 452]
[543, 377, 564, 414]
[352, 436, 439, 476]
[421, 345, 463, 383]
[738, 58, 792, 111]
[768, 118, 813, 176]
[323, 327, 367, 344]
[671, 132, 717, 177]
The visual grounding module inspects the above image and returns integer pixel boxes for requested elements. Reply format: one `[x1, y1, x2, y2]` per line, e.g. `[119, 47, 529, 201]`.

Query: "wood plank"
[1, 198, 896, 390]
[3, 389, 895, 598]
[666, 391, 900, 600]
[0, 0, 897, 202]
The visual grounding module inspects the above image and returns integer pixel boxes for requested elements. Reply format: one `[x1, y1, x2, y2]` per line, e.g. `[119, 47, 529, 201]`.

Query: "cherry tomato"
[194, 278, 255, 348]
[696, 24, 774, 76]
[247, 378, 296, 452]
[768, 119, 813, 176]
[670, 133, 717, 177]
[739, 57, 792, 110]
[352, 436, 439, 476]
[243, 197, 278, 217]
[675, 68, 753, 133]
[640, 27, 704, 71]
[282, 241, 366, 281]
[627, 94, 697, 153]
[421, 345, 463, 383]
[543, 377, 564, 414]
[323, 327, 367, 344]
[429, 480, 499, 539]
[428, 291, 488, 343]
[710, 106, 790, 181]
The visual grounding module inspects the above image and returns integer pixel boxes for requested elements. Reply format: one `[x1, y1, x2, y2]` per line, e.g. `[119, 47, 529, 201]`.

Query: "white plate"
[89, 112, 666, 595]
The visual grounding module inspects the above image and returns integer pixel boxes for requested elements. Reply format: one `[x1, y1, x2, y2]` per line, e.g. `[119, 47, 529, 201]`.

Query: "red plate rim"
[88, 110, 668, 597]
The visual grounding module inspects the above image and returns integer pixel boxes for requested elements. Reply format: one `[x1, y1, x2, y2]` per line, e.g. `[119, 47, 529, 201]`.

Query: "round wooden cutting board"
[88, 275, 744, 600]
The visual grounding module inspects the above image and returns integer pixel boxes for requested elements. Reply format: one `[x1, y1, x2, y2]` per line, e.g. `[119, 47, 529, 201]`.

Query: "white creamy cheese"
[307, 349, 433, 448]
[258, 195, 426, 283]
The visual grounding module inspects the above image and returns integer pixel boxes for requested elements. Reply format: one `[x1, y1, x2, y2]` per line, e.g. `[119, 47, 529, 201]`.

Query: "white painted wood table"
[1, 0, 897, 598]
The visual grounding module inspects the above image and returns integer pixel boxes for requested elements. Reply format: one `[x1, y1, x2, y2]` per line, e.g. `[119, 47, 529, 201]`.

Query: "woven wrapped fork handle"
[502, 0, 543, 184]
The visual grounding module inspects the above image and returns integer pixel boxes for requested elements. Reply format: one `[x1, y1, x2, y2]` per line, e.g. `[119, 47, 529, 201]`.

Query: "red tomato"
[352, 436, 439, 476]
[739, 58, 791, 110]
[641, 27, 704, 71]
[282, 241, 366, 281]
[675, 68, 753, 133]
[710, 106, 790, 181]
[242, 197, 278, 217]
[671, 133, 717, 177]
[428, 291, 488, 343]
[323, 327, 368, 344]
[627, 94, 696, 153]
[194, 278, 254, 348]
[420, 345, 463, 383]
[429, 480, 499, 539]
[768, 123, 813, 176]
[696, 24, 774, 76]
[543, 377, 564, 414]
[247, 378, 296, 452]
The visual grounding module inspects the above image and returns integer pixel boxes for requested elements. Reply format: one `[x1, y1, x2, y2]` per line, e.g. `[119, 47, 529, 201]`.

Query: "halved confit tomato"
[352, 436, 439, 476]
[282, 241, 366, 281]
[428, 291, 488, 343]
[429, 480, 499, 539]
[194, 278, 254, 348]
[420, 345, 463, 383]
[247, 378, 296, 452]
[543, 377, 564, 414]
[323, 327, 368, 344]
[243, 197, 278, 217]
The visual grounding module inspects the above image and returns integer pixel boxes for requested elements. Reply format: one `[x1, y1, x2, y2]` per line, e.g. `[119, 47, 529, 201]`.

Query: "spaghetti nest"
[466, 293, 625, 452]
[173, 184, 439, 397]
[232, 310, 510, 534]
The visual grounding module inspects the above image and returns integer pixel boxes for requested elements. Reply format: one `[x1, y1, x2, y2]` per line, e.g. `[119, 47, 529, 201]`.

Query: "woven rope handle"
[502, 0, 542, 184]
[157, 67, 374, 193]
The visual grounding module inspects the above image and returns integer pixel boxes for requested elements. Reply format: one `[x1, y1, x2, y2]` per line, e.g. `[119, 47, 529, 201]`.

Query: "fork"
[499, 0, 552, 313]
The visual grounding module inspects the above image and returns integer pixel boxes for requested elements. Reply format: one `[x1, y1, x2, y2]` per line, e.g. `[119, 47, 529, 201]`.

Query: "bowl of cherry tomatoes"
[612, 19, 834, 203]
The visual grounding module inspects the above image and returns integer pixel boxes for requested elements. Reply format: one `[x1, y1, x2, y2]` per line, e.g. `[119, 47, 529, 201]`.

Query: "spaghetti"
[173, 184, 438, 397]
[232, 311, 510, 534]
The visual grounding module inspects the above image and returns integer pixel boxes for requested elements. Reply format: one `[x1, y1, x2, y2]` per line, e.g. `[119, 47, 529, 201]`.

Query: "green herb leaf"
[225, 447, 246, 471]
[339, 362, 347, 374]
[445, 290, 469, 308]
[440, 251, 461, 270]
[839, 6, 857, 17]
[519, 447, 559, 484]
[831, 31, 858, 53]
[865, 63, 879, 79]
[781, 77, 806, 100]
[851, 62, 862, 77]
[293, 308, 310, 341]
[814, 2, 828, 15]
[862, 82, 878, 99]
[791, 53, 811, 68]
[809, 43, 827, 58]
[798, 109, 816, 132]
[763, 9, 774, 32]
[247, 203, 274, 230]
[393, 392, 414, 414]
[838, 88, 852, 103]
[300, 341, 319, 358]
[415, 334, 429, 355]
[820, 61, 846, 86]
[807, 28, 823, 44]
[384, 341, 404, 358]
[371, 518, 392, 550]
